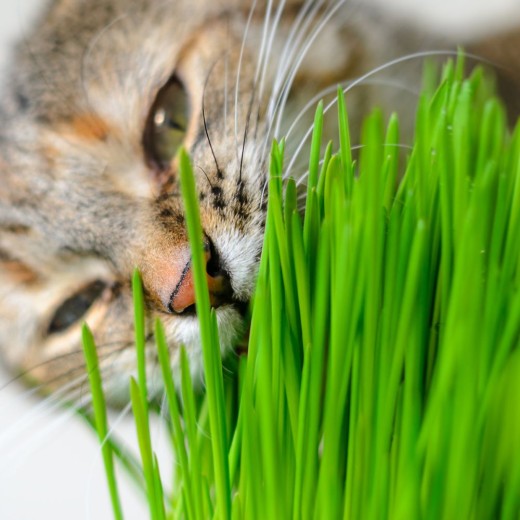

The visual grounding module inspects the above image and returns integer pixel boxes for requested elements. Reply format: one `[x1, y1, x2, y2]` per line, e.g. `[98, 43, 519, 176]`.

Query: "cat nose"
[167, 241, 232, 314]
[141, 238, 233, 315]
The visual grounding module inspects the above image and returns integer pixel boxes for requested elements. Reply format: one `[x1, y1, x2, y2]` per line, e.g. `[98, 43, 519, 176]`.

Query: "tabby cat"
[0, 0, 515, 403]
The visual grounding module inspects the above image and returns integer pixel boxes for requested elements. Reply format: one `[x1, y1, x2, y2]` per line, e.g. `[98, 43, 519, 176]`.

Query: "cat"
[0, 0, 515, 405]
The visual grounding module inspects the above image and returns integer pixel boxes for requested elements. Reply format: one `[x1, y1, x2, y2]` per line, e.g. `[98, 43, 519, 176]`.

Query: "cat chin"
[160, 304, 246, 377]
[97, 305, 246, 407]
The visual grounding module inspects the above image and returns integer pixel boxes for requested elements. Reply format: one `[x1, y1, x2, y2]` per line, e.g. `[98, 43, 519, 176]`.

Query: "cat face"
[0, 0, 367, 401]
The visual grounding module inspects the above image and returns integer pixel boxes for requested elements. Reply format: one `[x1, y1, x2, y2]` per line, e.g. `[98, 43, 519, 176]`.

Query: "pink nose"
[169, 248, 230, 313]
[142, 243, 232, 314]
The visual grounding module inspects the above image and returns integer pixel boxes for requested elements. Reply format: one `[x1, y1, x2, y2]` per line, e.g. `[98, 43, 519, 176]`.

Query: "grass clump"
[82, 59, 520, 519]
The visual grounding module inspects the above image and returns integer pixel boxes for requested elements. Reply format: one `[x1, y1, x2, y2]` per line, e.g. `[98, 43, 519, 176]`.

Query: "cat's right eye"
[47, 281, 106, 335]
[144, 75, 190, 170]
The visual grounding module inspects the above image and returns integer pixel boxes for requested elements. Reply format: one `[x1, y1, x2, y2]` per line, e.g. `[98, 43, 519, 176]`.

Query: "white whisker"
[293, 142, 414, 186]
[257, 0, 286, 102]
[272, 0, 322, 106]
[224, 31, 229, 135]
[285, 50, 465, 178]
[261, 0, 337, 161]
[284, 77, 422, 143]
[0, 372, 91, 447]
[234, 0, 258, 167]
[6, 405, 80, 469]
[273, 0, 346, 139]
[265, 0, 321, 147]
[255, 0, 273, 84]
[85, 399, 133, 520]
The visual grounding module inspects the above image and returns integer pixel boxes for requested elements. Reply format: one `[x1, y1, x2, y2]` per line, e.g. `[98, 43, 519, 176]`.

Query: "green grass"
[83, 59, 520, 519]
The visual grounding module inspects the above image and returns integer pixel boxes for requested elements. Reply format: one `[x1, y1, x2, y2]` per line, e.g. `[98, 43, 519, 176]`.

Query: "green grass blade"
[132, 270, 149, 413]
[179, 347, 205, 520]
[129, 377, 164, 520]
[155, 319, 197, 520]
[178, 147, 231, 520]
[81, 324, 124, 520]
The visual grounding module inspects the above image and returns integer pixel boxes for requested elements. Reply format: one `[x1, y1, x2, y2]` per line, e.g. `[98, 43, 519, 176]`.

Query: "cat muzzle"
[140, 240, 234, 316]
[168, 248, 233, 314]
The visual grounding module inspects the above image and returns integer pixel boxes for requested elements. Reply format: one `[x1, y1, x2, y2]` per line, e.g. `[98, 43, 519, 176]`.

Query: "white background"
[0, 1, 519, 519]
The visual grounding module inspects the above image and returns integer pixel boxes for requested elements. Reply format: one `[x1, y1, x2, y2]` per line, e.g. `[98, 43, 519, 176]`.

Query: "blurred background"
[0, 1, 519, 519]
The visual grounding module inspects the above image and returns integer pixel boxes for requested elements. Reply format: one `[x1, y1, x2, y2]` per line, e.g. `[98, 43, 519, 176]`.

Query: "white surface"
[0, 364, 154, 520]
[0, 1, 519, 519]
[375, 0, 520, 36]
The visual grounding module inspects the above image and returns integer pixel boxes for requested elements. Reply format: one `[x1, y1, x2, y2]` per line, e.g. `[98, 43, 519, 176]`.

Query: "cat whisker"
[239, 82, 257, 184]
[234, 0, 259, 168]
[261, 0, 335, 160]
[2, 403, 81, 474]
[273, 0, 347, 140]
[202, 57, 226, 179]
[195, 165, 214, 189]
[284, 49, 472, 178]
[96, 400, 133, 453]
[0, 337, 141, 449]
[251, 0, 279, 144]
[254, 0, 274, 85]
[283, 77, 422, 145]
[263, 0, 315, 148]
[259, 178, 269, 210]
[0, 371, 93, 448]
[158, 389, 169, 423]
[254, 0, 294, 146]
[257, 0, 286, 103]
[1, 366, 127, 476]
[224, 38, 229, 137]
[84, 409, 133, 520]
[0, 339, 133, 397]
[260, 0, 318, 149]
[293, 142, 414, 186]
[270, 0, 322, 112]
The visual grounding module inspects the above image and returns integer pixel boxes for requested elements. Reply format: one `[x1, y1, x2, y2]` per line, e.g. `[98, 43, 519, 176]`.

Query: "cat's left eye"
[144, 75, 190, 170]
[47, 281, 106, 335]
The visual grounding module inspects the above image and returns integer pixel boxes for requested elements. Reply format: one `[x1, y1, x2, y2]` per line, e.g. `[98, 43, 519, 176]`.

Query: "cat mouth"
[160, 298, 249, 318]
[156, 298, 249, 361]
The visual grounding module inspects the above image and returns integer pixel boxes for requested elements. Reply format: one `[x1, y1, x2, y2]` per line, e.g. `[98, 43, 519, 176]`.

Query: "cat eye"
[47, 281, 106, 335]
[144, 75, 190, 170]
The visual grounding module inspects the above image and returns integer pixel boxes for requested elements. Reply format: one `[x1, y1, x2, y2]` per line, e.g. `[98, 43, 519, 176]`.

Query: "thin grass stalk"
[81, 325, 124, 520]
[178, 148, 231, 520]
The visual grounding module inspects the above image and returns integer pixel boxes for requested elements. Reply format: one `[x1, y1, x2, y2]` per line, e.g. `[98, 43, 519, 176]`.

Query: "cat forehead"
[4, 3, 274, 155]
[9, 0, 288, 116]
[12, 2, 194, 121]
[6, 0, 355, 145]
